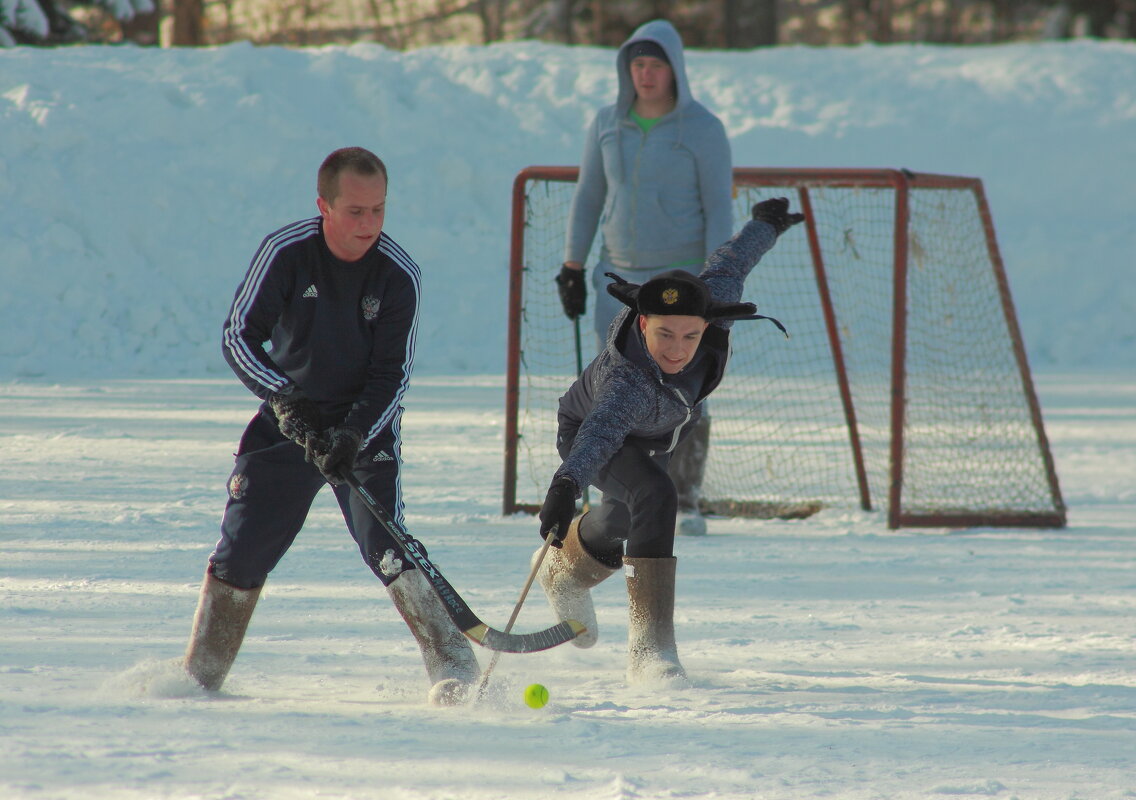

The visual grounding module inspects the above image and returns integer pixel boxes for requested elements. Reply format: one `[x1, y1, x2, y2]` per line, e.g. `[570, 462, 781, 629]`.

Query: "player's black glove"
[752, 197, 805, 235]
[307, 426, 363, 485]
[539, 476, 578, 548]
[268, 388, 321, 446]
[555, 265, 587, 320]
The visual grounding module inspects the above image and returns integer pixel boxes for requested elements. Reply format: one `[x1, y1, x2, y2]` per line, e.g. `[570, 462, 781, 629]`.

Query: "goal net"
[503, 167, 1065, 529]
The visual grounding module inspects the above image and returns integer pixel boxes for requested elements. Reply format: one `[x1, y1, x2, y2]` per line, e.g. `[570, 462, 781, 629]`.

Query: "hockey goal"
[503, 166, 1065, 529]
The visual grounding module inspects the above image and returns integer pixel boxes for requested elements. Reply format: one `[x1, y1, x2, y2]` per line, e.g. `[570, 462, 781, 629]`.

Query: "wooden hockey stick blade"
[342, 472, 586, 653]
[465, 619, 588, 654]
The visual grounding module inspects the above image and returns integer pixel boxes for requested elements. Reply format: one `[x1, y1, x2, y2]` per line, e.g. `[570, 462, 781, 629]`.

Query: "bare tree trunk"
[991, 0, 1019, 41]
[1121, 0, 1136, 36]
[560, 0, 576, 43]
[121, 7, 160, 45]
[1073, 0, 1119, 36]
[171, 0, 205, 45]
[913, 0, 959, 42]
[869, 0, 894, 42]
[841, 0, 868, 42]
[724, 0, 779, 47]
[477, 0, 510, 42]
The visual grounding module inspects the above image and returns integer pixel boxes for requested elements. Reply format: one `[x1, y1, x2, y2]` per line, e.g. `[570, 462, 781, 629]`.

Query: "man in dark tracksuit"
[183, 147, 478, 704]
[535, 198, 804, 685]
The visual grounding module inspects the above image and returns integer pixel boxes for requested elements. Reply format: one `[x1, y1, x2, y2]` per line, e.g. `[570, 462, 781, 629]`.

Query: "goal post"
[503, 166, 1065, 530]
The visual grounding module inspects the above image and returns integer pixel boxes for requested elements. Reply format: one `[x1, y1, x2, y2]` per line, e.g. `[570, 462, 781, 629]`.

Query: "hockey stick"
[473, 529, 556, 700]
[342, 471, 585, 654]
[573, 314, 585, 376]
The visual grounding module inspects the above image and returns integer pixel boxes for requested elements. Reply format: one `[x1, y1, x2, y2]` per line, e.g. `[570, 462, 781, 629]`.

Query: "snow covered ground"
[1, 373, 1134, 799]
[1, 37, 1135, 800]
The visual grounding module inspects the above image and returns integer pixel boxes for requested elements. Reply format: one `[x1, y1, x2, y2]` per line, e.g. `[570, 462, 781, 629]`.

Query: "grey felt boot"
[184, 568, 262, 691]
[533, 514, 619, 649]
[387, 567, 480, 705]
[624, 556, 689, 685]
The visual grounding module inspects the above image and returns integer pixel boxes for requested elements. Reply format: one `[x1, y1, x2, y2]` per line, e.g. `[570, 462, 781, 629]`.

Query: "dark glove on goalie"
[539, 476, 578, 548]
[268, 388, 321, 446]
[555, 265, 587, 320]
[308, 426, 363, 485]
[752, 197, 805, 236]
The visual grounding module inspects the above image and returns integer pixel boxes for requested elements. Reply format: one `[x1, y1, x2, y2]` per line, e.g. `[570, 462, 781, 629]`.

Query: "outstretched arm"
[699, 198, 805, 319]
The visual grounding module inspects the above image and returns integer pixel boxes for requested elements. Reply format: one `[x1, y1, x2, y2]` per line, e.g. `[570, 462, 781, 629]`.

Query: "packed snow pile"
[1, 39, 1134, 379]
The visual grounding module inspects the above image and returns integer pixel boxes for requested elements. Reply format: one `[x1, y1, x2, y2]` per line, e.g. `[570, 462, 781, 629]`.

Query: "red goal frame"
[503, 166, 1065, 530]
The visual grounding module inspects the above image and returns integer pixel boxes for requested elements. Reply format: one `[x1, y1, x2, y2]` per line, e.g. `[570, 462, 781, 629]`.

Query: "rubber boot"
[533, 514, 619, 649]
[668, 415, 710, 536]
[387, 567, 480, 705]
[184, 568, 262, 691]
[624, 556, 688, 685]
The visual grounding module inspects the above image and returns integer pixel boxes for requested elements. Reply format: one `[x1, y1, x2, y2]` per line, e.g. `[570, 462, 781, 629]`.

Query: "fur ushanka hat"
[606, 269, 787, 334]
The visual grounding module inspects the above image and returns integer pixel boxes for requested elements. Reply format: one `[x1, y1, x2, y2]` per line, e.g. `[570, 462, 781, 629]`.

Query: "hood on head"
[616, 19, 690, 114]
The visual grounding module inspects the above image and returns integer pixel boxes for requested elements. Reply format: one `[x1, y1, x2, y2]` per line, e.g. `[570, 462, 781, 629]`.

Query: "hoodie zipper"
[649, 385, 692, 456]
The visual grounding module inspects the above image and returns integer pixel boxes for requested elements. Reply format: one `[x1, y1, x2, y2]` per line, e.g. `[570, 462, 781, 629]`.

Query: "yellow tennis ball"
[523, 683, 549, 709]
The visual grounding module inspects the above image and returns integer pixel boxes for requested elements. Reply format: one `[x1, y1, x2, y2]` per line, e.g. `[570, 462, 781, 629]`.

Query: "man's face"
[630, 55, 674, 105]
[317, 169, 387, 262]
[639, 314, 709, 374]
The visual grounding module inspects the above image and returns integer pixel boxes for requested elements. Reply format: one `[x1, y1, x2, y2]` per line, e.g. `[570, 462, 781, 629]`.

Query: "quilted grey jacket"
[563, 18, 734, 269]
[553, 217, 779, 493]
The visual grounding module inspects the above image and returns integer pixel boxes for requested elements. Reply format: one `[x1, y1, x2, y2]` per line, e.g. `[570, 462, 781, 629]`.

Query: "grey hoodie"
[553, 217, 779, 494]
[564, 19, 734, 269]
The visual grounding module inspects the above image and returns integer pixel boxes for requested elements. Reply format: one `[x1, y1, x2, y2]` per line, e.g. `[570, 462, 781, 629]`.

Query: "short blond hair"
[317, 147, 387, 204]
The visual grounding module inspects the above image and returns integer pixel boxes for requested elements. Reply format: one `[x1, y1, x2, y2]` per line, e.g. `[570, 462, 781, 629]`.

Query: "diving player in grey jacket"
[536, 198, 805, 685]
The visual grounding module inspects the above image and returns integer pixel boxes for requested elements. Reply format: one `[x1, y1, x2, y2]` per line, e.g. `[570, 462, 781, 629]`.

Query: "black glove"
[539, 476, 578, 548]
[555, 265, 587, 320]
[752, 197, 805, 235]
[268, 388, 321, 446]
[307, 426, 363, 485]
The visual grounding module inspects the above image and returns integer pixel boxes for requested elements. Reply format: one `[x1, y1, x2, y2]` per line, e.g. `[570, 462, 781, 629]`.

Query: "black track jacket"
[222, 217, 421, 447]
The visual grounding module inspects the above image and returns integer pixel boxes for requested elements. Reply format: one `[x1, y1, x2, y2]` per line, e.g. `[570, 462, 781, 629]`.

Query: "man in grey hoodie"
[556, 19, 734, 537]
[536, 198, 804, 685]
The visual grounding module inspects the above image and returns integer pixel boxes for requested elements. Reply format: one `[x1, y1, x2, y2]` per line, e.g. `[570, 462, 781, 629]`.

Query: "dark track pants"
[559, 433, 679, 560]
[209, 410, 415, 589]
